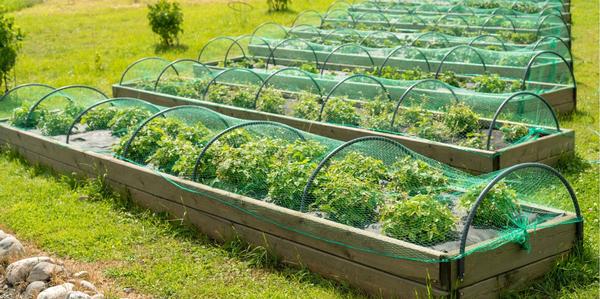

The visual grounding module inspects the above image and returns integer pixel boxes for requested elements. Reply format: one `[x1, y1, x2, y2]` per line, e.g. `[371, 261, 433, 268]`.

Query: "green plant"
[214, 138, 286, 198]
[396, 105, 429, 127]
[437, 71, 463, 88]
[443, 103, 480, 137]
[81, 106, 117, 130]
[267, 0, 290, 12]
[386, 157, 448, 195]
[471, 73, 514, 93]
[230, 86, 256, 109]
[458, 181, 521, 228]
[458, 132, 488, 149]
[501, 123, 529, 143]
[0, 12, 24, 92]
[256, 88, 285, 114]
[267, 140, 326, 210]
[322, 97, 360, 126]
[499, 31, 537, 44]
[37, 112, 73, 136]
[407, 116, 449, 142]
[108, 107, 154, 136]
[292, 92, 321, 121]
[298, 63, 318, 74]
[360, 96, 395, 131]
[148, 137, 201, 175]
[147, 0, 183, 46]
[10, 104, 44, 128]
[380, 194, 456, 245]
[206, 84, 233, 105]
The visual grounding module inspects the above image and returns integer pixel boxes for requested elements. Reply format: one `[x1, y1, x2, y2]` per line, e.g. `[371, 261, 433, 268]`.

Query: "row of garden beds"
[0, 85, 583, 298]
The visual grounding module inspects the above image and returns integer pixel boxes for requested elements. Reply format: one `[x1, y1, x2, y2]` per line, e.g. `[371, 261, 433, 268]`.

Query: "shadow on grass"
[154, 43, 189, 54]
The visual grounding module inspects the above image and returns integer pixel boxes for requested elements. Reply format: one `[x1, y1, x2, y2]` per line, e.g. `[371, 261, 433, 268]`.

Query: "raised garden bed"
[113, 81, 575, 174]
[0, 90, 583, 298]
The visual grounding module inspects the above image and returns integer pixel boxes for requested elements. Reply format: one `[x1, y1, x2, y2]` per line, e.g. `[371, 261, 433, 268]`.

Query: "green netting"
[282, 24, 572, 58]
[348, 1, 568, 19]
[240, 36, 573, 87]
[2, 95, 580, 265]
[5, 85, 108, 136]
[301, 9, 570, 40]
[117, 60, 563, 152]
[0, 83, 55, 119]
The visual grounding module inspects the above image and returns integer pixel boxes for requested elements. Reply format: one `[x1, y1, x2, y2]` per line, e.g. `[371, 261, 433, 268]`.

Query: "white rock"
[6, 257, 52, 286]
[0, 230, 9, 240]
[78, 280, 97, 293]
[72, 271, 89, 279]
[27, 262, 65, 282]
[90, 294, 105, 299]
[23, 281, 47, 299]
[0, 236, 25, 262]
[37, 283, 74, 299]
[66, 291, 92, 299]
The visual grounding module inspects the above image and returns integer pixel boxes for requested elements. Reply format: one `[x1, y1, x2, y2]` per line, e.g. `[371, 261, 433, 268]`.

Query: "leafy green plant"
[501, 123, 529, 143]
[322, 97, 360, 126]
[386, 157, 448, 196]
[396, 105, 429, 127]
[0, 12, 24, 92]
[10, 104, 44, 128]
[292, 92, 321, 121]
[148, 137, 202, 175]
[443, 103, 480, 137]
[407, 116, 449, 142]
[81, 106, 117, 130]
[499, 31, 537, 44]
[298, 63, 318, 74]
[256, 88, 285, 114]
[206, 84, 233, 105]
[380, 194, 456, 245]
[108, 107, 154, 136]
[471, 73, 520, 93]
[458, 132, 487, 149]
[230, 86, 256, 109]
[267, 140, 326, 210]
[360, 96, 395, 130]
[458, 181, 521, 228]
[437, 71, 463, 88]
[310, 152, 387, 227]
[147, 0, 183, 46]
[37, 112, 73, 136]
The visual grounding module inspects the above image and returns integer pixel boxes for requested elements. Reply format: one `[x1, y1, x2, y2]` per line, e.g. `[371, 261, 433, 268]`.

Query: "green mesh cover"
[1, 94, 580, 264]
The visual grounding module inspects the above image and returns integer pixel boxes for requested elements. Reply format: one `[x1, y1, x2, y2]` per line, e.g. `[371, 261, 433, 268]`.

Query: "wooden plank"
[0, 124, 448, 289]
[448, 215, 578, 287]
[458, 251, 569, 299]
[497, 130, 574, 169]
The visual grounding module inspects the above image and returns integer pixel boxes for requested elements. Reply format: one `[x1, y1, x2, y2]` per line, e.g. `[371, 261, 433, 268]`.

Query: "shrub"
[0, 13, 24, 92]
[458, 181, 520, 228]
[292, 92, 321, 121]
[147, 0, 183, 46]
[443, 103, 480, 137]
[322, 97, 360, 126]
[380, 194, 456, 245]
[387, 157, 448, 195]
[267, 0, 290, 11]
[81, 107, 117, 130]
[256, 88, 285, 114]
[500, 123, 529, 143]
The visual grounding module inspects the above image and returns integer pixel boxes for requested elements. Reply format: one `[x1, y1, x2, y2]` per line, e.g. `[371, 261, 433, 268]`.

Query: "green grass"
[0, 150, 360, 298]
[0, 0, 42, 12]
[1, 0, 598, 297]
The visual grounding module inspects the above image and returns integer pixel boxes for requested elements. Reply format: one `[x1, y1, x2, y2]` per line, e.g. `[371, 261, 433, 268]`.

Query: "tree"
[0, 12, 24, 92]
[147, 0, 183, 47]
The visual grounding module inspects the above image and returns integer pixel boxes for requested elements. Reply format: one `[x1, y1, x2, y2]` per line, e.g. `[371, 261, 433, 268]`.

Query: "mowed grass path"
[1, 0, 599, 297]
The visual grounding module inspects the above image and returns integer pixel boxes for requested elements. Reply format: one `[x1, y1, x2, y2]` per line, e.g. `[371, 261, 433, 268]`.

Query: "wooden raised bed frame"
[0, 123, 580, 298]
[112, 85, 575, 174]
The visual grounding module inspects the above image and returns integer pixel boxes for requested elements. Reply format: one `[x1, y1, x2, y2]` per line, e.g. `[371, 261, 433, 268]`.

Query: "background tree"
[147, 0, 183, 47]
[0, 10, 24, 92]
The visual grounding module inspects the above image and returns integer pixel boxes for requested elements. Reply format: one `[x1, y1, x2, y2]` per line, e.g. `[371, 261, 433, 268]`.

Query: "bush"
[380, 194, 456, 245]
[147, 0, 183, 46]
[0, 13, 24, 92]
[267, 0, 290, 12]
[458, 181, 520, 228]
[387, 157, 448, 195]
[443, 103, 480, 137]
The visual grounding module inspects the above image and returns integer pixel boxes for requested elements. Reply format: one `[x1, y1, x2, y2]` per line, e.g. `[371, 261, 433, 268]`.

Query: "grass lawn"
[0, 0, 598, 297]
